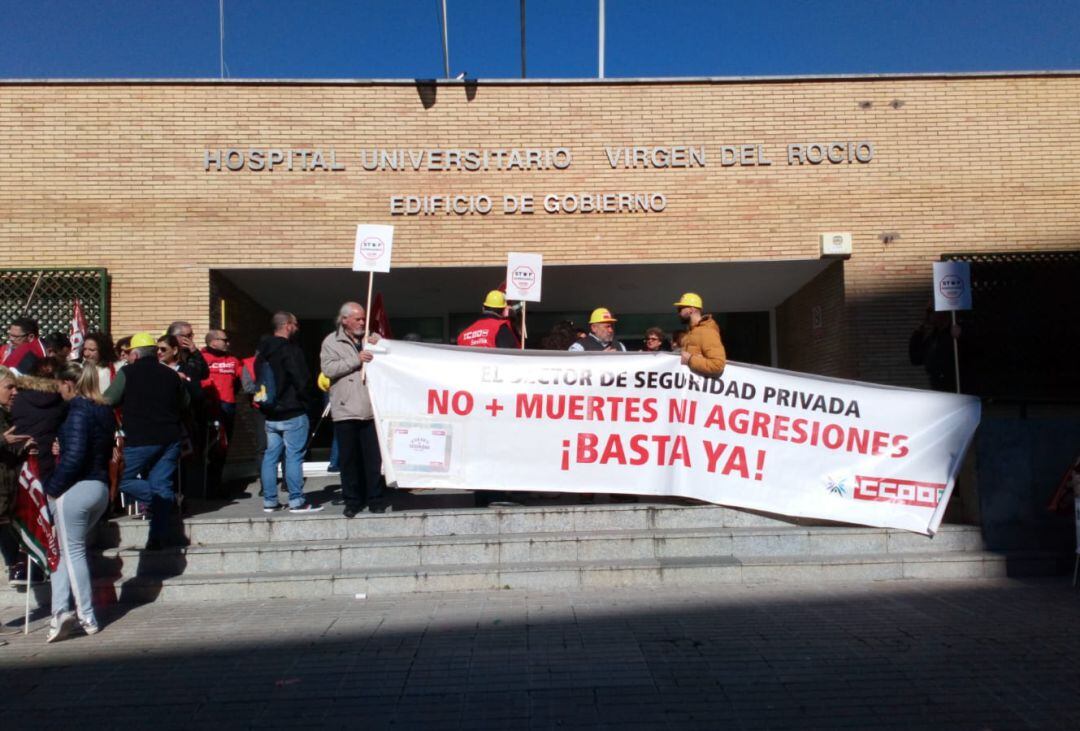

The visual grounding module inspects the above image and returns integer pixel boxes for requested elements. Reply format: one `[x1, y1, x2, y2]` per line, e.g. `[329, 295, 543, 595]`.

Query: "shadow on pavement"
[2, 579, 1079, 729]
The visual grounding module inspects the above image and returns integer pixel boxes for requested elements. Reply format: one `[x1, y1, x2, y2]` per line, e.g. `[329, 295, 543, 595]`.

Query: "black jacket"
[45, 397, 115, 498]
[179, 348, 209, 382]
[256, 334, 311, 420]
[178, 349, 209, 409]
[119, 355, 187, 446]
[12, 376, 68, 481]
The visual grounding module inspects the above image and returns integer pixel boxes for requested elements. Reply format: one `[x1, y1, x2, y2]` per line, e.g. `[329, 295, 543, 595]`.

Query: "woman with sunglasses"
[642, 327, 671, 352]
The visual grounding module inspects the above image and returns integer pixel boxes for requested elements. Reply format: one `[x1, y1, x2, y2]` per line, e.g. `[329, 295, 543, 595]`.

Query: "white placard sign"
[933, 261, 972, 311]
[367, 341, 981, 536]
[353, 224, 394, 273]
[505, 252, 543, 302]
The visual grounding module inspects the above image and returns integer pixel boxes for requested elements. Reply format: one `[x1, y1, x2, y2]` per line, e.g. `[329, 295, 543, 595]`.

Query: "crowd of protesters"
[0, 316, 255, 642]
[0, 290, 726, 642]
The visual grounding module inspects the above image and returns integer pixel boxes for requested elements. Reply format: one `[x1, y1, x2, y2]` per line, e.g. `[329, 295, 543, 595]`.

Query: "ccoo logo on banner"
[365, 342, 980, 535]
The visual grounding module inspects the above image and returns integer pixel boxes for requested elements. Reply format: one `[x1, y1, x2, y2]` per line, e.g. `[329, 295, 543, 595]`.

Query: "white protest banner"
[933, 261, 972, 311]
[506, 252, 543, 302]
[365, 342, 981, 536]
[353, 224, 394, 273]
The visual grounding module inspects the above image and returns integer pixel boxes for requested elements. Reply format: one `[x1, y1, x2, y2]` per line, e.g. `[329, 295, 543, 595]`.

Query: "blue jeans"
[120, 441, 181, 541]
[261, 413, 309, 508]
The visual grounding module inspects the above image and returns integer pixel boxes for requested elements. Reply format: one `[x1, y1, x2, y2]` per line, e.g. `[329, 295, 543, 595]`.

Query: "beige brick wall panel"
[1, 77, 1079, 384]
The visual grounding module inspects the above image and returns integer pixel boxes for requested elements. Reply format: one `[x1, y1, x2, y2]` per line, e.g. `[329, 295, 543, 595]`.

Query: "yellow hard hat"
[130, 332, 157, 349]
[673, 292, 704, 309]
[317, 372, 331, 392]
[483, 290, 508, 309]
[589, 307, 617, 325]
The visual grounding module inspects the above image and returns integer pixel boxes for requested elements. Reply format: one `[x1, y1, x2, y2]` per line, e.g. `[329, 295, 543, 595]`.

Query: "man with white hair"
[320, 302, 387, 517]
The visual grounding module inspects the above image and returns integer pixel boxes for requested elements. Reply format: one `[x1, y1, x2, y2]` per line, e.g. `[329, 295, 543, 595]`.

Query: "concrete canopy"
[218, 259, 831, 320]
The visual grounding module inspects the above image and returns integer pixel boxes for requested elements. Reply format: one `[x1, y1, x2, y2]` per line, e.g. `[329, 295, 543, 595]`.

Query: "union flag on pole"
[69, 297, 87, 361]
[12, 454, 59, 574]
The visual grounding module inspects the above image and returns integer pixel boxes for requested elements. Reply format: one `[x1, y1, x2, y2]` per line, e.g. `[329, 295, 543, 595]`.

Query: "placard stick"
[520, 301, 527, 349]
[951, 310, 961, 394]
[362, 271, 374, 383]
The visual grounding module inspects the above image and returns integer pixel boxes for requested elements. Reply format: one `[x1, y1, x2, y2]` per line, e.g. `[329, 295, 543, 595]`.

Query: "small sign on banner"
[389, 424, 452, 473]
[353, 224, 394, 273]
[506, 252, 543, 302]
[933, 261, 972, 311]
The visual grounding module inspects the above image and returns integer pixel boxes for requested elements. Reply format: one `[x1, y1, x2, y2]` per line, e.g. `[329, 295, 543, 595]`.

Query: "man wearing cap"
[456, 291, 520, 349]
[569, 308, 626, 352]
[673, 293, 726, 376]
[105, 331, 189, 550]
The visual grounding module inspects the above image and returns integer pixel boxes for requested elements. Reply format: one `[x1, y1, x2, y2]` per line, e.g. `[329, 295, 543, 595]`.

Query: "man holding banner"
[674, 292, 727, 376]
[569, 308, 626, 352]
[321, 302, 388, 516]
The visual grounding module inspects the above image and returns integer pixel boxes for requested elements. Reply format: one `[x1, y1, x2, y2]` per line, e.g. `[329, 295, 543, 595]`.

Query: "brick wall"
[2, 75, 1079, 387]
[776, 261, 855, 379]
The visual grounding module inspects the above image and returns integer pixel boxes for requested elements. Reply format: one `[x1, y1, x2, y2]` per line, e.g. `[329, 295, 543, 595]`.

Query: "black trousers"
[206, 401, 236, 496]
[335, 419, 385, 511]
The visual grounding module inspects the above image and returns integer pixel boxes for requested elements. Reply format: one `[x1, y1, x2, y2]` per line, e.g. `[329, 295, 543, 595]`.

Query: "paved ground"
[2, 578, 1079, 730]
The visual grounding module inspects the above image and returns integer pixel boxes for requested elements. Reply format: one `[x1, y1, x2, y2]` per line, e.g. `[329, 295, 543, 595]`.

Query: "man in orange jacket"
[673, 293, 727, 376]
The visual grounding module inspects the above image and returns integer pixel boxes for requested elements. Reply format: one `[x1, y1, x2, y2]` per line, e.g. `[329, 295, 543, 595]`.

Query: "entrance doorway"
[214, 259, 831, 366]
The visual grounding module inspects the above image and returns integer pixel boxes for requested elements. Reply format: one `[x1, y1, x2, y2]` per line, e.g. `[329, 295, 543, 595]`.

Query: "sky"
[1, 0, 1079, 80]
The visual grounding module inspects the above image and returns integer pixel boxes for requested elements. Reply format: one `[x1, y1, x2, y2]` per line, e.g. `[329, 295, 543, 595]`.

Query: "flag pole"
[598, 0, 605, 79]
[23, 561, 32, 635]
[440, 0, 451, 79]
[520, 0, 527, 78]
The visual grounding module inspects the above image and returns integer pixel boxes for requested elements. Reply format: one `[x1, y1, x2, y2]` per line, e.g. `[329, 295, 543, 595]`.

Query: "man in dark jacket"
[105, 331, 189, 549]
[257, 312, 320, 513]
[568, 308, 627, 352]
[168, 321, 210, 497]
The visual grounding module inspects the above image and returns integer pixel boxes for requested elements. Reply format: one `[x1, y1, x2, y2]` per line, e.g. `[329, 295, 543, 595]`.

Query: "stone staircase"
[3, 501, 1006, 606]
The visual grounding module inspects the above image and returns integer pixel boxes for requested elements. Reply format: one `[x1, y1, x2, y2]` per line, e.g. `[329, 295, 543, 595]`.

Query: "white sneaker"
[80, 618, 100, 635]
[46, 611, 77, 644]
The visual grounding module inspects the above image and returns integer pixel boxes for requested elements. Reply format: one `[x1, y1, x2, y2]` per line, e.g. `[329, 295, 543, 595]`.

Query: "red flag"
[69, 297, 87, 361]
[370, 292, 393, 339]
[12, 454, 60, 574]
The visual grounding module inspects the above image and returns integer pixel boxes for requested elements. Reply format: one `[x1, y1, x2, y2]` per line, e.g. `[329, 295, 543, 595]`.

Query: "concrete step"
[95, 502, 942, 549]
[91, 525, 987, 579]
[84, 550, 1008, 603]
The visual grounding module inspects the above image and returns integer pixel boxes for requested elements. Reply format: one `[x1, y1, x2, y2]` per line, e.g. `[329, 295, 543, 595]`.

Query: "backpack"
[251, 352, 278, 410]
